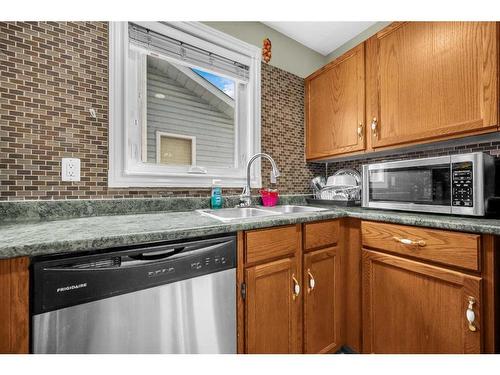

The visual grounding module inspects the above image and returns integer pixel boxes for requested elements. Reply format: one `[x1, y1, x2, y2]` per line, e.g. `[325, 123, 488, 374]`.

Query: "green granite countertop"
[3, 205, 500, 259]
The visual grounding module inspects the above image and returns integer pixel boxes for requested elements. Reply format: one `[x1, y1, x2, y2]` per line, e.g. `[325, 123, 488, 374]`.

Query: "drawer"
[245, 225, 300, 264]
[361, 221, 480, 271]
[304, 220, 340, 251]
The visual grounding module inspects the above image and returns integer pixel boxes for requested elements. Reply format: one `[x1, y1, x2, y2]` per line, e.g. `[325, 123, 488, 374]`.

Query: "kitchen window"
[109, 22, 262, 187]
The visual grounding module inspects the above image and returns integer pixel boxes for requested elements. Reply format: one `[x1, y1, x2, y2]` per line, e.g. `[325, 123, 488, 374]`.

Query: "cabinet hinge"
[241, 282, 246, 300]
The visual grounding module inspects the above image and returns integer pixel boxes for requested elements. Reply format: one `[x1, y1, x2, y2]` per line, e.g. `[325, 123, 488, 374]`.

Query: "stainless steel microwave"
[362, 152, 495, 216]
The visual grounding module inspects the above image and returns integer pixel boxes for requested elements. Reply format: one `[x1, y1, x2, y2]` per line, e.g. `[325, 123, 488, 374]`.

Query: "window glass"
[145, 55, 236, 168]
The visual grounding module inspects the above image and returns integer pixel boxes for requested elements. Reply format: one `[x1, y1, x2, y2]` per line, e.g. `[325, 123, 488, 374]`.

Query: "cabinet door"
[245, 257, 301, 353]
[303, 247, 341, 353]
[366, 22, 498, 149]
[0, 257, 29, 354]
[305, 44, 365, 160]
[362, 250, 482, 353]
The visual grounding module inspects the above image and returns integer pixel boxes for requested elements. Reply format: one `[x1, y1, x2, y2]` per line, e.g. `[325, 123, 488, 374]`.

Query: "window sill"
[108, 170, 258, 188]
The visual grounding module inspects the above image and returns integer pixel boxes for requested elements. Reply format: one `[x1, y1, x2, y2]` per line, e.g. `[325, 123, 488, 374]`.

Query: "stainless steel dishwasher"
[31, 235, 236, 354]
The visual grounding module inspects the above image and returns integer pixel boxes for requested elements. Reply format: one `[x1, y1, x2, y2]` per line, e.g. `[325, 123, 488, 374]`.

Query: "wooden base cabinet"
[0, 257, 29, 354]
[241, 225, 303, 354]
[240, 220, 498, 354]
[245, 257, 302, 353]
[303, 247, 341, 353]
[362, 250, 482, 354]
[240, 220, 342, 354]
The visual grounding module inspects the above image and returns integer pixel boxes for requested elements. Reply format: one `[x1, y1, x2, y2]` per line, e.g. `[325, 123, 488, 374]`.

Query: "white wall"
[325, 22, 392, 62]
[203, 21, 327, 78]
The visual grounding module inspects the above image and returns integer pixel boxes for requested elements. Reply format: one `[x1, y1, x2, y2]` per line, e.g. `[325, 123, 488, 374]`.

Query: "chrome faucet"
[239, 153, 280, 207]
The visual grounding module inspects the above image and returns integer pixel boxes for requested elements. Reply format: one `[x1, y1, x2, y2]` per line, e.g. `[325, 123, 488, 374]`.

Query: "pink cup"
[260, 189, 279, 207]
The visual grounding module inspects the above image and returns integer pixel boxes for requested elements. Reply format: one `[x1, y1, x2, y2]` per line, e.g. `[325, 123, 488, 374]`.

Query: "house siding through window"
[146, 64, 236, 168]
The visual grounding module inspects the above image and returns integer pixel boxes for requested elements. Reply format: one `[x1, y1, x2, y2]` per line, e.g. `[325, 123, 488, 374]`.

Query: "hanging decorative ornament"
[262, 38, 272, 63]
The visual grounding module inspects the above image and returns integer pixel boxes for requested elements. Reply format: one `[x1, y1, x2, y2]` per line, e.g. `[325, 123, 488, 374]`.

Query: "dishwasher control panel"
[147, 267, 175, 278]
[192, 254, 228, 270]
[32, 235, 236, 314]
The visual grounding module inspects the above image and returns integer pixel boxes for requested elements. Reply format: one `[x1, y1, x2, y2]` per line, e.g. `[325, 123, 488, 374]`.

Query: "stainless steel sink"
[197, 207, 282, 222]
[262, 205, 327, 214]
[198, 205, 327, 222]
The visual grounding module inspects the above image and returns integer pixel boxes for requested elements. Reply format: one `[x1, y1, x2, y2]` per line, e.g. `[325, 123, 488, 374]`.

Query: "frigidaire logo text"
[56, 283, 87, 293]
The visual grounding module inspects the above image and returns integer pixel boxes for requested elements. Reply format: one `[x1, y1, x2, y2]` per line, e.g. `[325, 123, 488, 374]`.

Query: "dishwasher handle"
[120, 241, 234, 268]
[127, 247, 185, 261]
[42, 239, 235, 272]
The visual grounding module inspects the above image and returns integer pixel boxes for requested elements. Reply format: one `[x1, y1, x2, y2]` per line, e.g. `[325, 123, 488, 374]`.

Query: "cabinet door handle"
[292, 274, 300, 301]
[307, 268, 315, 294]
[392, 236, 426, 247]
[371, 117, 378, 137]
[466, 296, 477, 332]
[357, 123, 364, 139]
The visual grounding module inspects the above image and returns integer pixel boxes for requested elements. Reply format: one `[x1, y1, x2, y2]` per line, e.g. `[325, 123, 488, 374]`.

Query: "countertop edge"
[2, 208, 500, 260]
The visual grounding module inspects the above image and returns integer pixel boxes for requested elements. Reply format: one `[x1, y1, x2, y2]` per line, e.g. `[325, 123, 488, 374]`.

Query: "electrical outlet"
[61, 158, 81, 182]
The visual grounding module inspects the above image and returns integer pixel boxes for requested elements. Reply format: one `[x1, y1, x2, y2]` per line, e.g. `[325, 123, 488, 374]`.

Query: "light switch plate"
[61, 158, 81, 182]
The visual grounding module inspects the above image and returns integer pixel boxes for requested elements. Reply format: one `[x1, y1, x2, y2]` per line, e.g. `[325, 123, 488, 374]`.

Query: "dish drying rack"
[308, 169, 362, 206]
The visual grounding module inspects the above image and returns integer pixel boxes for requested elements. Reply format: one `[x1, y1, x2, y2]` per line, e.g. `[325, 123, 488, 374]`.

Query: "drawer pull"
[466, 296, 477, 332]
[292, 274, 300, 301]
[307, 269, 315, 293]
[392, 236, 426, 247]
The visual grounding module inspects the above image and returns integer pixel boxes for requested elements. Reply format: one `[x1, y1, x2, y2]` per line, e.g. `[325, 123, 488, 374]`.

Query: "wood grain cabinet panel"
[303, 247, 341, 353]
[0, 257, 30, 354]
[245, 225, 299, 265]
[366, 22, 499, 150]
[304, 220, 340, 251]
[245, 257, 301, 353]
[361, 221, 480, 271]
[305, 44, 365, 160]
[362, 250, 482, 354]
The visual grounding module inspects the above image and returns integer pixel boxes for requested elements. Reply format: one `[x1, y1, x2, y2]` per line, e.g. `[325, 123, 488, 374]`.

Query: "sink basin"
[262, 205, 327, 214]
[198, 205, 327, 222]
[198, 207, 281, 222]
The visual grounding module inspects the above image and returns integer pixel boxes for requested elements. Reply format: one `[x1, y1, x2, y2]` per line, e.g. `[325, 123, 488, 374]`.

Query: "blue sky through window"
[192, 68, 235, 99]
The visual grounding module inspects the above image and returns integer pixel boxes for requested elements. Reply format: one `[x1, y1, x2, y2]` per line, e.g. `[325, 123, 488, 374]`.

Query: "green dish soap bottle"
[211, 179, 223, 209]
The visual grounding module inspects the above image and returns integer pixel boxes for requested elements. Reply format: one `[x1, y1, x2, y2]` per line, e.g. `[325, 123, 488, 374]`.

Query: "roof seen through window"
[191, 68, 235, 99]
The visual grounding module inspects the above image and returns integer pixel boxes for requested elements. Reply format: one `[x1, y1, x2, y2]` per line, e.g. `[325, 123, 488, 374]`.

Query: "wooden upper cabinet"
[305, 44, 366, 160]
[303, 247, 341, 354]
[362, 250, 482, 354]
[366, 22, 499, 149]
[245, 257, 301, 353]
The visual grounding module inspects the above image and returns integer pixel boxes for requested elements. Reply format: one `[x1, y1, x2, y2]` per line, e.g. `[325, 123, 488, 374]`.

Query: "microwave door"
[365, 162, 452, 214]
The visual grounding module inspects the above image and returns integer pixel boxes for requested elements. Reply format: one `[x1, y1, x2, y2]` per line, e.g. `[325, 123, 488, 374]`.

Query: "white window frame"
[108, 22, 262, 188]
[155, 131, 196, 165]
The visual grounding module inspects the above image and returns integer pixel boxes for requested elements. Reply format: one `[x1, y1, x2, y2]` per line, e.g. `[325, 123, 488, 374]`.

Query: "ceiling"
[262, 22, 376, 56]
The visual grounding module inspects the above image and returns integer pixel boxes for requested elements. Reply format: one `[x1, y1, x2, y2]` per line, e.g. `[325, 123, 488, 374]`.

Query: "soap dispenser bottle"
[210, 179, 223, 209]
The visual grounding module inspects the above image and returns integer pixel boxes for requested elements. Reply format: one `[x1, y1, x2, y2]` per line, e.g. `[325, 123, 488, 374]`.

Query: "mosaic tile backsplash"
[0, 21, 323, 200]
[2, 21, 499, 202]
[326, 137, 500, 176]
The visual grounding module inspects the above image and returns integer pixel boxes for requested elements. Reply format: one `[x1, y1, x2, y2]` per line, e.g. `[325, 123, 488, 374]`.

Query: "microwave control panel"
[452, 162, 473, 207]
